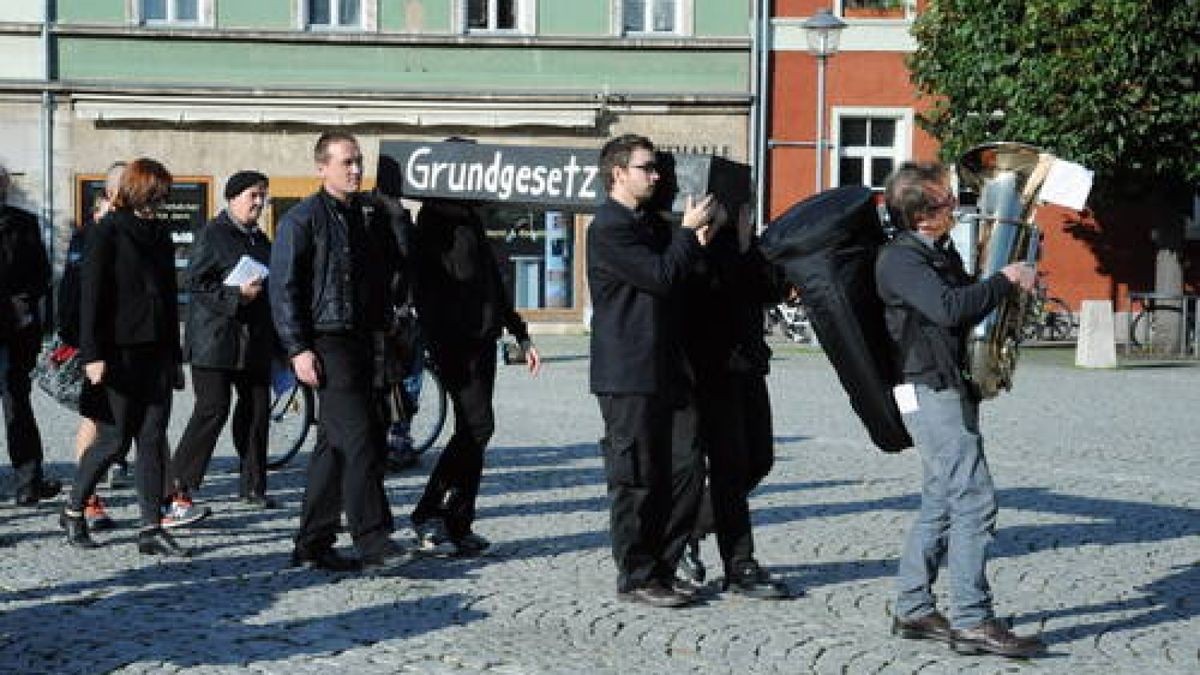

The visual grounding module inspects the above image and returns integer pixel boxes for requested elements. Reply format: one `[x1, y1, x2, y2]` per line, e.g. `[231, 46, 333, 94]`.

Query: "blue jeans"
[895, 384, 997, 629]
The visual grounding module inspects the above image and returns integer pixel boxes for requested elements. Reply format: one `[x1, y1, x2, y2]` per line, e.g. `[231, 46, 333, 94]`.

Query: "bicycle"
[1127, 293, 1198, 355]
[266, 351, 448, 470]
[1020, 284, 1078, 343]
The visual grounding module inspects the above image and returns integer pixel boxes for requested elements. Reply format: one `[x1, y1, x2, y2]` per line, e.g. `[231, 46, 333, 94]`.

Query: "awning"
[71, 94, 601, 129]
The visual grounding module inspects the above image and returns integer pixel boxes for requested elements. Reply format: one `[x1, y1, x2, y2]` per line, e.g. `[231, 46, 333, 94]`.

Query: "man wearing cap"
[166, 170, 275, 522]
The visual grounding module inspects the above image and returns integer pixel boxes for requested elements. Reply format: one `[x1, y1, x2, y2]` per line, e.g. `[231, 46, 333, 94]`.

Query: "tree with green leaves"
[909, 0, 1199, 350]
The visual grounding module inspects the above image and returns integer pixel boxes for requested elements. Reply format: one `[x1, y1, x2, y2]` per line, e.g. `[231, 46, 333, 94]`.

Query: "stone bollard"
[1075, 300, 1117, 368]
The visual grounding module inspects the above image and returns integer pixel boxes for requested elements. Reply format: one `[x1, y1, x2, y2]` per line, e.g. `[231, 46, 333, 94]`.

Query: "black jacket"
[183, 210, 275, 371]
[270, 190, 404, 357]
[587, 198, 702, 396]
[79, 209, 182, 367]
[56, 230, 86, 346]
[412, 200, 529, 348]
[0, 205, 51, 340]
[875, 231, 1013, 390]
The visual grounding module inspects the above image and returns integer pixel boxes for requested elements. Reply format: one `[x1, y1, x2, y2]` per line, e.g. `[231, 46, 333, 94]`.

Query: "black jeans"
[294, 333, 393, 557]
[596, 392, 703, 592]
[171, 366, 270, 498]
[70, 371, 173, 529]
[692, 371, 775, 574]
[412, 339, 496, 539]
[3, 325, 46, 493]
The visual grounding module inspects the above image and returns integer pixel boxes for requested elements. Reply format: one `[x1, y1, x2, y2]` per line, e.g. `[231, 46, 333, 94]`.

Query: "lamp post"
[802, 8, 846, 193]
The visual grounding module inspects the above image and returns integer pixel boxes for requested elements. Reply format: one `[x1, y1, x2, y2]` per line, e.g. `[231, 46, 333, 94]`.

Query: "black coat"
[586, 199, 701, 396]
[0, 205, 51, 341]
[183, 210, 275, 371]
[80, 209, 182, 382]
[412, 200, 529, 349]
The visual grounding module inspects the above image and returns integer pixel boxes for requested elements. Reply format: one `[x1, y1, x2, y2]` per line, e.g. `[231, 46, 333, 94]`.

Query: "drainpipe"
[752, 0, 770, 230]
[40, 0, 55, 270]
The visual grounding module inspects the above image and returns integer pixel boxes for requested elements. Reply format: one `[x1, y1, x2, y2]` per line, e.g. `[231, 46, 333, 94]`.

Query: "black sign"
[378, 140, 750, 214]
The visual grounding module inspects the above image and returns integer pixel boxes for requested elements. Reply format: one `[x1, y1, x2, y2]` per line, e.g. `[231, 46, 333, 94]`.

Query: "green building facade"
[0, 0, 753, 325]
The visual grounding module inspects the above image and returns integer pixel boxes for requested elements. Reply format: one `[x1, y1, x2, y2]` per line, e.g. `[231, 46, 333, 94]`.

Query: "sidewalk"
[1, 337, 1197, 674]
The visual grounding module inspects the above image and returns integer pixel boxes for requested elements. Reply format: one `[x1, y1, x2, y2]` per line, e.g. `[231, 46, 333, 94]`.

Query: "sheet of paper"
[223, 255, 269, 286]
[892, 384, 919, 415]
[1038, 159, 1094, 211]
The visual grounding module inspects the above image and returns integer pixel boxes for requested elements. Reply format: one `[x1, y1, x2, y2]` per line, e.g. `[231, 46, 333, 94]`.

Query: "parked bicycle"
[266, 351, 448, 470]
[1127, 293, 1198, 355]
[1021, 284, 1078, 343]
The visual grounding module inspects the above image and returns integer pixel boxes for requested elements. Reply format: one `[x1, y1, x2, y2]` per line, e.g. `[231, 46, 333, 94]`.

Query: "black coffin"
[760, 186, 912, 453]
[377, 140, 749, 215]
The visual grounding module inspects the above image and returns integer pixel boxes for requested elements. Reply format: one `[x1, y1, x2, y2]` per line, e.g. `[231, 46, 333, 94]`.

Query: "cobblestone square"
[1, 337, 1197, 674]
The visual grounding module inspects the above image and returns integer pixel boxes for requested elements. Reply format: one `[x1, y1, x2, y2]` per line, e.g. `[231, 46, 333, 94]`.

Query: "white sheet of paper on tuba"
[1038, 159, 1094, 211]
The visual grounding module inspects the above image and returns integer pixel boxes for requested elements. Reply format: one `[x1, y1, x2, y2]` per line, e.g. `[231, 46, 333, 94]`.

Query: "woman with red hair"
[60, 157, 190, 556]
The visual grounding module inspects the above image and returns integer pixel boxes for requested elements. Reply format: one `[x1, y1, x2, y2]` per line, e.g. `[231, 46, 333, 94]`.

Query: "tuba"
[956, 142, 1057, 399]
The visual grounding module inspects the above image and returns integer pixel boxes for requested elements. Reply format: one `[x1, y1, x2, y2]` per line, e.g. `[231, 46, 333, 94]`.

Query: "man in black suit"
[587, 134, 715, 608]
[0, 165, 57, 506]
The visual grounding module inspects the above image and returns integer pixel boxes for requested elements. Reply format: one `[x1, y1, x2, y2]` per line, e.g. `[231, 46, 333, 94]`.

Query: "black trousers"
[171, 366, 270, 497]
[412, 339, 496, 539]
[692, 371, 775, 574]
[294, 333, 393, 557]
[69, 347, 174, 529]
[596, 392, 703, 592]
[3, 325, 46, 493]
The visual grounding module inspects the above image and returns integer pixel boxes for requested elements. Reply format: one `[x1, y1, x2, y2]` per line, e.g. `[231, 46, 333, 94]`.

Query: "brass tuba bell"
[956, 142, 1057, 399]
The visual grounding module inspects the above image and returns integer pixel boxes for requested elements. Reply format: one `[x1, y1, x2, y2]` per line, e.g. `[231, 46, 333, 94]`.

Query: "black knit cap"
[224, 170, 268, 200]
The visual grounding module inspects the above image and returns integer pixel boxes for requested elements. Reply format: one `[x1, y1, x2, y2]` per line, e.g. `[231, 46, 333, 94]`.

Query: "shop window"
[139, 0, 209, 25]
[463, 0, 534, 34]
[478, 205, 577, 310]
[834, 111, 910, 191]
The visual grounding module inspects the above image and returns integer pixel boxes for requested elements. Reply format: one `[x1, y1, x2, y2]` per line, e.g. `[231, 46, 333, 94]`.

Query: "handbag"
[34, 338, 84, 411]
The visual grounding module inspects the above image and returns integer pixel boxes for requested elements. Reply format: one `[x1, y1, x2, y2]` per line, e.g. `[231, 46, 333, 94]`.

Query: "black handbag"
[33, 338, 84, 411]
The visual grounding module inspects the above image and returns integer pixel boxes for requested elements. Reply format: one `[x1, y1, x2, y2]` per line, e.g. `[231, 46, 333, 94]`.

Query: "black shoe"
[386, 448, 420, 472]
[891, 610, 952, 643]
[723, 560, 791, 600]
[59, 510, 100, 549]
[677, 540, 706, 585]
[361, 540, 413, 570]
[452, 531, 491, 557]
[242, 493, 279, 509]
[137, 527, 191, 557]
[618, 580, 694, 609]
[951, 618, 1046, 658]
[290, 547, 362, 572]
[15, 479, 62, 506]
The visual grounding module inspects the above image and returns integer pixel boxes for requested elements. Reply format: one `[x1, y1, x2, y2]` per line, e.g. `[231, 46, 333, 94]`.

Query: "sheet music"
[1039, 159, 1094, 211]
[223, 255, 269, 286]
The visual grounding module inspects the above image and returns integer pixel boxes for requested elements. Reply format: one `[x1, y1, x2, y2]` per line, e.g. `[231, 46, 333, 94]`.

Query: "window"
[467, 0, 518, 31]
[623, 0, 678, 34]
[833, 111, 910, 191]
[306, 0, 362, 29]
[140, 0, 202, 24]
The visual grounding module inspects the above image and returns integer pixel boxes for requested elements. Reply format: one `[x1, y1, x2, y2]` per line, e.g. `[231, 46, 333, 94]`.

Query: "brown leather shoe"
[952, 618, 1045, 658]
[891, 610, 952, 643]
[618, 580, 694, 608]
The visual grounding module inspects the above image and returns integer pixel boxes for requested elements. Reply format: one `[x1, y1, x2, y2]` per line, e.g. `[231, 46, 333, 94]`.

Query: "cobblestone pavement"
[1, 336, 1197, 674]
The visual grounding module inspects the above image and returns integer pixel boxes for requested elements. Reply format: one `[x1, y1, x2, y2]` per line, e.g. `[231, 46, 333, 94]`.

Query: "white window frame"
[130, 0, 213, 27]
[299, 0, 379, 32]
[838, 0, 916, 20]
[830, 107, 913, 191]
[613, 0, 693, 37]
[458, 0, 536, 35]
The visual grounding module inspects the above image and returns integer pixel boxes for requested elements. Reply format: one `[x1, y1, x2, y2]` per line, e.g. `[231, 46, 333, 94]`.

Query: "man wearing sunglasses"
[588, 133, 716, 608]
[876, 161, 1043, 657]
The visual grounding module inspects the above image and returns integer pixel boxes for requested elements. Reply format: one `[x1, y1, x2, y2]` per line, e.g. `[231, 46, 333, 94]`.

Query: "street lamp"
[802, 8, 847, 193]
